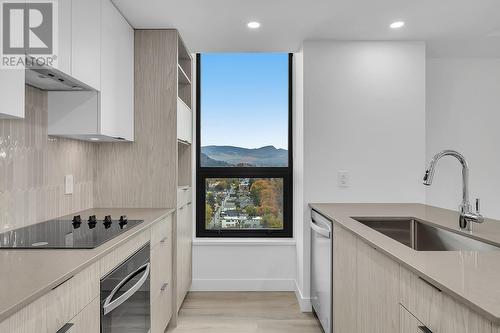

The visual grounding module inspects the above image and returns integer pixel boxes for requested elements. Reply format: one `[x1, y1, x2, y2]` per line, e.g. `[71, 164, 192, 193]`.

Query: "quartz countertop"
[0, 208, 175, 322]
[309, 203, 500, 324]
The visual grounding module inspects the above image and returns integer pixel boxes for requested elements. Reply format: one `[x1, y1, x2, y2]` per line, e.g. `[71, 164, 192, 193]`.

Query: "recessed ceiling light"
[390, 21, 405, 29]
[90, 137, 100, 141]
[247, 21, 261, 29]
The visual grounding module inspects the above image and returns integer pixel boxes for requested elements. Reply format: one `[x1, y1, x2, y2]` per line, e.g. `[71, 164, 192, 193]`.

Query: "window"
[196, 53, 293, 237]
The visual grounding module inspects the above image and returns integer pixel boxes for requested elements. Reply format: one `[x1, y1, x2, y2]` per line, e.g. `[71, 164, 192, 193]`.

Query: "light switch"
[65, 175, 74, 195]
[337, 171, 350, 188]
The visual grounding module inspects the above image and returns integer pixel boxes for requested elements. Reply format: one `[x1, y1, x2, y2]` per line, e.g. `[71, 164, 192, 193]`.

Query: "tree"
[207, 192, 216, 209]
[205, 203, 213, 227]
[245, 205, 257, 217]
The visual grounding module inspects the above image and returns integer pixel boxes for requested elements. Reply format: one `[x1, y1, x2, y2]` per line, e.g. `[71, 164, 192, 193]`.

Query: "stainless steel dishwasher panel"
[310, 210, 332, 333]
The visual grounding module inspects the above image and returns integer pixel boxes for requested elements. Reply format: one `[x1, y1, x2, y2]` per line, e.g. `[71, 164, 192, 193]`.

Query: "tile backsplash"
[0, 86, 96, 231]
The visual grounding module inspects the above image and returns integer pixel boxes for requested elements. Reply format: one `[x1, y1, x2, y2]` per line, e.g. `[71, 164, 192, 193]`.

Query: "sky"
[200, 53, 289, 150]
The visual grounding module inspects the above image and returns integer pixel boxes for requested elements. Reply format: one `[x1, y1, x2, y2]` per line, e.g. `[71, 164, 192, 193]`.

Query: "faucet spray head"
[423, 169, 432, 185]
[423, 168, 433, 186]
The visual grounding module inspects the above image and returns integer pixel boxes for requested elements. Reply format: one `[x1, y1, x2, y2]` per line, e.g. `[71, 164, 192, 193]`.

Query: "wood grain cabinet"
[176, 202, 193, 312]
[331, 218, 495, 333]
[175, 35, 193, 313]
[0, 263, 100, 333]
[151, 217, 174, 333]
[400, 305, 427, 333]
[0, 295, 48, 333]
[332, 223, 357, 333]
[399, 266, 492, 333]
[356, 238, 400, 333]
[46, 262, 100, 332]
[64, 297, 100, 333]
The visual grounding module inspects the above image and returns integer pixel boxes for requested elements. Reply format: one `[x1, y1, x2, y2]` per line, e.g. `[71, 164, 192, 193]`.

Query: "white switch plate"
[65, 175, 74, 195]
[337, 171, 350, 188]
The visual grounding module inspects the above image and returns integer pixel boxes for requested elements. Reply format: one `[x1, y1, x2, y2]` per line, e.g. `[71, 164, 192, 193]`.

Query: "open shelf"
[178, 141, 192, 187]
[178, 36, 192, 79]
[177, 36, 192, 108]
[178, 64, 191, 85]
[178, 82, 191, 107]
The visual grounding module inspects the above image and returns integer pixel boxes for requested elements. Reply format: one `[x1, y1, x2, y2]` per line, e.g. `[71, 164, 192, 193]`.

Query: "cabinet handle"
[418, 326, 433, 333]
[51, 276, 73, 290]
[56, 323, 74, 333]
[161, 282, 169, 291]
[160, 237, 168, 243]
[178, 139, 191, 145]
[418, 276, 442, 292]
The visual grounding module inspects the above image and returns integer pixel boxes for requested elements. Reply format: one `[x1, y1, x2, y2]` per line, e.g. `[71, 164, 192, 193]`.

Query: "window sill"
[192, 238, 296, 246]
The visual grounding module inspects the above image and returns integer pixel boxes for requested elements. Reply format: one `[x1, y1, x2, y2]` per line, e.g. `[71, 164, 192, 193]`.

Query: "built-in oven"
[100, 243, 151, 333]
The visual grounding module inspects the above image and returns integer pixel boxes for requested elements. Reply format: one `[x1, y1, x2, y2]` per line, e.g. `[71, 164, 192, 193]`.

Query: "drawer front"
[400, 305, 426, 333]
[151, 282, 173, 333]
[177, 186, 192, 208]
[46, 262, 99, 332]
[400, 266, 444, 331]
[66, 297, 100, 333]
[151, 215, 173, 248]
[0, 294, 48, 333]
[100, 230, 149, 277]
[400, 266, 492, 333]
[151, 232, 173, 301]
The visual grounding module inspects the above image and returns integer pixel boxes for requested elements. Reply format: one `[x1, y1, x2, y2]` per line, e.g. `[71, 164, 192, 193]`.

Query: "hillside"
[201, 145, 288, 167]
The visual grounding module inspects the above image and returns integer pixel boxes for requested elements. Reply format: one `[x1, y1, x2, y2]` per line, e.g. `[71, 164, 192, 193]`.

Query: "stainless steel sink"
[351, 217, 500, 251]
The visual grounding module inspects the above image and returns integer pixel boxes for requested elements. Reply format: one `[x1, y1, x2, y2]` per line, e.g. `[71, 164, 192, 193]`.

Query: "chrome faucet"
[423, 150, 483, 231]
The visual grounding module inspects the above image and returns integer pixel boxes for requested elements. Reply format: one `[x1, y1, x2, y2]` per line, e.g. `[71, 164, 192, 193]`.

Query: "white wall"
[296, 41, 427, 308]
[426, 58, 500, 219]
[191, 241, 296, 291]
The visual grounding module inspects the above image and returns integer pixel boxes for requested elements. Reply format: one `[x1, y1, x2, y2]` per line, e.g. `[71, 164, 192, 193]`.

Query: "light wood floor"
[167, 292, 322, 333]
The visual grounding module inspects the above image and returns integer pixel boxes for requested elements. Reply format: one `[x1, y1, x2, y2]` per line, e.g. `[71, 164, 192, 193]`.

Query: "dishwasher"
[310, 209, 333, 333]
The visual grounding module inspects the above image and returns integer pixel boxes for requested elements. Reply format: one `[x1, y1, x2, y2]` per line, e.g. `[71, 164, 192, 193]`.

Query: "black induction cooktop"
[0, 215, 144, 249]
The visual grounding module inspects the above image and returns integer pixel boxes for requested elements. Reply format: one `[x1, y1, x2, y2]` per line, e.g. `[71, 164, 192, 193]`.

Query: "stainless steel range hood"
[25, 56, 96, 92]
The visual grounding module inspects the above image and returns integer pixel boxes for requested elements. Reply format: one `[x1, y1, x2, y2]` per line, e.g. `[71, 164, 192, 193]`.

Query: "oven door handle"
[103, 262, 150, 316]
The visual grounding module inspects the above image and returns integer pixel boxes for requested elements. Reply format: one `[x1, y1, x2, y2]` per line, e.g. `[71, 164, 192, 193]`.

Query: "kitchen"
[0, 0, 500, 332]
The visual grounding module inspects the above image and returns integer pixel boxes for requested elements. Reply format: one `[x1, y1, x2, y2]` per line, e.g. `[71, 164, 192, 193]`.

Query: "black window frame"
[196, 53, 293, 238]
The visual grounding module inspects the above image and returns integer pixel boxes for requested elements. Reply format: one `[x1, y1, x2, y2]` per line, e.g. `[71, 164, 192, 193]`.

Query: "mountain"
[200, 153, 232, 167]
[201, 145, 288, 167]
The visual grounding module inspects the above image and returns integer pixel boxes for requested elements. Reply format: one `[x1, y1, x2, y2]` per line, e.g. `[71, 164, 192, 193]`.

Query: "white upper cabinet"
[54, 0, 72, 75]
[99, 0, 134, 140]
[71, 0, 101, 90]
[0, 69, 25, 119]
[48, 0, 134, 141]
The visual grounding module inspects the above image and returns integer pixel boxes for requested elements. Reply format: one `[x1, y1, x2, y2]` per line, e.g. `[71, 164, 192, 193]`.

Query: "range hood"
[25, 56, 96, 92]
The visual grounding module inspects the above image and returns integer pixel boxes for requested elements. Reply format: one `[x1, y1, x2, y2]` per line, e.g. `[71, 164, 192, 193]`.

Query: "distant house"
[224, 210, 239, 217]
[238, 196, 252, 208]
[224, 202, 236, 210]
[245, 216, 263, 228]
[222, 218, 238, 228]
[239, 178, 250, 192]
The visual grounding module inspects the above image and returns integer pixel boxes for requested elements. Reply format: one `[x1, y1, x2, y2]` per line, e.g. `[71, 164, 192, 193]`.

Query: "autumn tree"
[205, 203, 213, 227]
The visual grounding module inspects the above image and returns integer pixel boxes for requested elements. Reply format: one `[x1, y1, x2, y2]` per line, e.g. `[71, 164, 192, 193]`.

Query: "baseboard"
[190, 278, 296, 291]
[294, 280, 312, 312]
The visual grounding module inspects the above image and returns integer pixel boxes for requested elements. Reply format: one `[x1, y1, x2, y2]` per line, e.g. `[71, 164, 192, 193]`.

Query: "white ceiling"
[113, 0, 500, 54]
